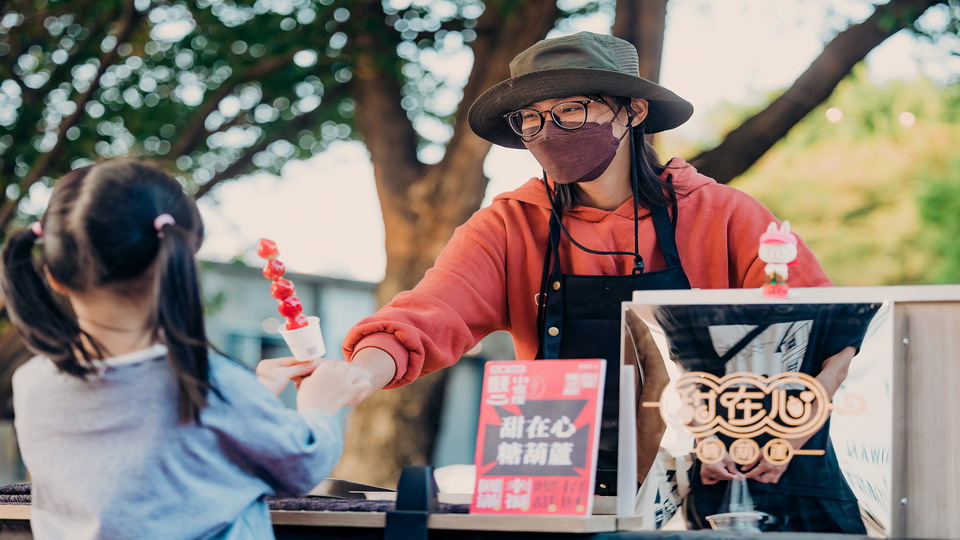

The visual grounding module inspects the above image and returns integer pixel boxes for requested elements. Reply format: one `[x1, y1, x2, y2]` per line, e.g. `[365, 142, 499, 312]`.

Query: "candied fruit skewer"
[256, 238, 308, 330]
[256, 239, 324, 358]
[270, 278, 295, 300]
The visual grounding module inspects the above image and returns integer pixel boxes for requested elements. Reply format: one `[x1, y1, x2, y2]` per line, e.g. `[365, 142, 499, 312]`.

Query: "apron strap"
[650, 203, 683, 270]
[537, 189, 688, 359]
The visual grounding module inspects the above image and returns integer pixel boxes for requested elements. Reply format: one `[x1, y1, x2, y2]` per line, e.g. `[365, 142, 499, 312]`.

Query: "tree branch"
[191, 137, 272, 199]
[347, 0, 424, 194]
[38, 9, 115, 98]
[690, 0, 946, 184]
[0, 0, 141, 229]
[4, 0, 109, 104]
[430, 0, 560, 218]
[16, 0, 102, 28]
[191, 102, 329, 198]
[169, 52, 296, 158]
[2, 17, 30, 99]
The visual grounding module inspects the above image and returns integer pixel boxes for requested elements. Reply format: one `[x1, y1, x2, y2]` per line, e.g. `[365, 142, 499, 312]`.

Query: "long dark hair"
[552, 95, 678, 210]
[0, 159, 212, 424]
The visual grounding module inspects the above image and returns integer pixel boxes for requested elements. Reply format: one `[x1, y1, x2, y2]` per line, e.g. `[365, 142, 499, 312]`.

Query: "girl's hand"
[297, 359, 372, 414]
[256, 357, 316, 396]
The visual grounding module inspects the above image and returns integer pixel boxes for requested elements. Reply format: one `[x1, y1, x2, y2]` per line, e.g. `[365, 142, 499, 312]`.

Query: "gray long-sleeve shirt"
[13, 344, 342, 539]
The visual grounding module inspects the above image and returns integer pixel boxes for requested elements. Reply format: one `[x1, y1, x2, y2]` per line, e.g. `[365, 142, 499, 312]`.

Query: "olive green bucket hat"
[468, 31, 694, 149]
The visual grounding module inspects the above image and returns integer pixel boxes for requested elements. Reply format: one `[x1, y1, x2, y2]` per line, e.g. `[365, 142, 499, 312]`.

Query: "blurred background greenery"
[707, 67, 960, 286]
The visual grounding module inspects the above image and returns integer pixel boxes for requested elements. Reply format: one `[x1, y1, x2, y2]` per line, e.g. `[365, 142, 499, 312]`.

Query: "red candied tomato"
[277, 296, 303, 318]
[262, 259, 285, 280]
[270, 278, 295, 300]
[285, 314, 309, 330]
[257, 238, 280, 260]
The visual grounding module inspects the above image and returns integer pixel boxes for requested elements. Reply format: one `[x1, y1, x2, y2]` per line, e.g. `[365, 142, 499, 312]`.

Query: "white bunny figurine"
[758, 221, 799, 297]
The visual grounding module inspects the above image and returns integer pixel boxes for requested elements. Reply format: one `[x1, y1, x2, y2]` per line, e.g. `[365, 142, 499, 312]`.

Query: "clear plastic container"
[706, 511, 769, 533]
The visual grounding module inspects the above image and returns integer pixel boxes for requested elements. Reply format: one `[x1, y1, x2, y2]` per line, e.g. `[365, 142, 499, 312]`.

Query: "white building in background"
[201, 260, 379, 368]
[200, 261, 515, 470]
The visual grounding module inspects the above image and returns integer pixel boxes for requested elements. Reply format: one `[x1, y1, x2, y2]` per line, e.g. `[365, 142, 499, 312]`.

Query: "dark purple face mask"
[522, 120, 627, 184]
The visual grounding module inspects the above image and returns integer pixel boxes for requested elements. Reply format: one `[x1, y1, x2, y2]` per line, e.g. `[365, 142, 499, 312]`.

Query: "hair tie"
[30, 221, 43, 238]
[153, 213, 176, 238]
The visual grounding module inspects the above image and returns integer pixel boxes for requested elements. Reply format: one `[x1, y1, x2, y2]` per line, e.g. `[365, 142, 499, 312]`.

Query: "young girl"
[1, 159, 369, 539]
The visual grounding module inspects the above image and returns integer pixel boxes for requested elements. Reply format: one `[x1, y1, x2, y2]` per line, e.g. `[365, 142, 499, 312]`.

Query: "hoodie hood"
[492, 157, 716, 223]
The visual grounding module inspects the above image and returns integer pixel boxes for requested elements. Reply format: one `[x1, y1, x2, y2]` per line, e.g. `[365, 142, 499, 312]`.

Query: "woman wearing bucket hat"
[338, 31, 856, 531]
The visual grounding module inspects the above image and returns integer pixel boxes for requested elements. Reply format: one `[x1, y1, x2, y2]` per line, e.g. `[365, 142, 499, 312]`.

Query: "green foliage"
[0, 0, 497, 226]
[910, 0, 960, 55]
[916, 157, 960, 283]
[1, 1, 332, 198]
[730, 67, 959, 285]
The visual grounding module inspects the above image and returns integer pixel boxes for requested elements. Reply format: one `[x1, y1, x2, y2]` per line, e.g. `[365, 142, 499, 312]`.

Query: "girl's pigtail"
[0, 227, 100, 376]
[154, 222, 210, 424]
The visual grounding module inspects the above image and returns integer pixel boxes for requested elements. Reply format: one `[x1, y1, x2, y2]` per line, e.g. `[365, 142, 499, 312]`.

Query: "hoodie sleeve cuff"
[351, 332, 411, 387]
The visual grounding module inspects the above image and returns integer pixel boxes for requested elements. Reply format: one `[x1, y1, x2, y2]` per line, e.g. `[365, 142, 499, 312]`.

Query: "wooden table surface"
[0, 504, 620, 534]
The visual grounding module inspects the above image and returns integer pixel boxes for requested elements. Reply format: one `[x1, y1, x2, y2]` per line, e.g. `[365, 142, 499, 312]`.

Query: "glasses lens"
[507, 109, 542, 137]
[552, 102, 588, 129]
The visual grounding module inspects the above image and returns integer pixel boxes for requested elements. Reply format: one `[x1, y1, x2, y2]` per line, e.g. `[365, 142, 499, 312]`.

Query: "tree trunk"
[613, 0, 668, 146]
[691, 0, 945, 184]
[333, 0, 561, 487]
[613, 0, 667, 83]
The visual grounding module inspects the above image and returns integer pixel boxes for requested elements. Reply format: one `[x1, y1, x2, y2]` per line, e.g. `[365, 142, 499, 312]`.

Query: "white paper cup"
[278, 316, 326, 361]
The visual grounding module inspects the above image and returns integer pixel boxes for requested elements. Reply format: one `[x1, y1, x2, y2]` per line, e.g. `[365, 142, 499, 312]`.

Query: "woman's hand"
[297, 359, 372, 414]
[256, 357, 316, 396]
[700, 452, 744, 485]
[741, 457, 789, 484]
[284, 348, 396, 404]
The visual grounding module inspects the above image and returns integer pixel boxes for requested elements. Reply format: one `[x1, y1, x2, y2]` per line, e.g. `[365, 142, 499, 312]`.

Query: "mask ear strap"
[611, 109, 634, 144]
[629, 125, 644, 274]
[621, 103, 645, 273]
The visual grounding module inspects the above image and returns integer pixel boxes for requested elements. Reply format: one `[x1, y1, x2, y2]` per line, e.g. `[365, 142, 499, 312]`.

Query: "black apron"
[537, 203, 691, 495]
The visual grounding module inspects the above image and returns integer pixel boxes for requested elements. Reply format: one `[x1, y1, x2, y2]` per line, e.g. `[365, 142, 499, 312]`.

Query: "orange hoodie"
[343, 159, 831, 387]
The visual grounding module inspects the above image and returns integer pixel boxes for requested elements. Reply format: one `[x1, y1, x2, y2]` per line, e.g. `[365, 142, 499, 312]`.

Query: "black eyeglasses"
[503, 100, 596, 138]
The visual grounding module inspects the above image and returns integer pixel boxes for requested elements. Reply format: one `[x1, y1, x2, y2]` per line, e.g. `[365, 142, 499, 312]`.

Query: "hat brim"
[468, 68, 694, 149]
